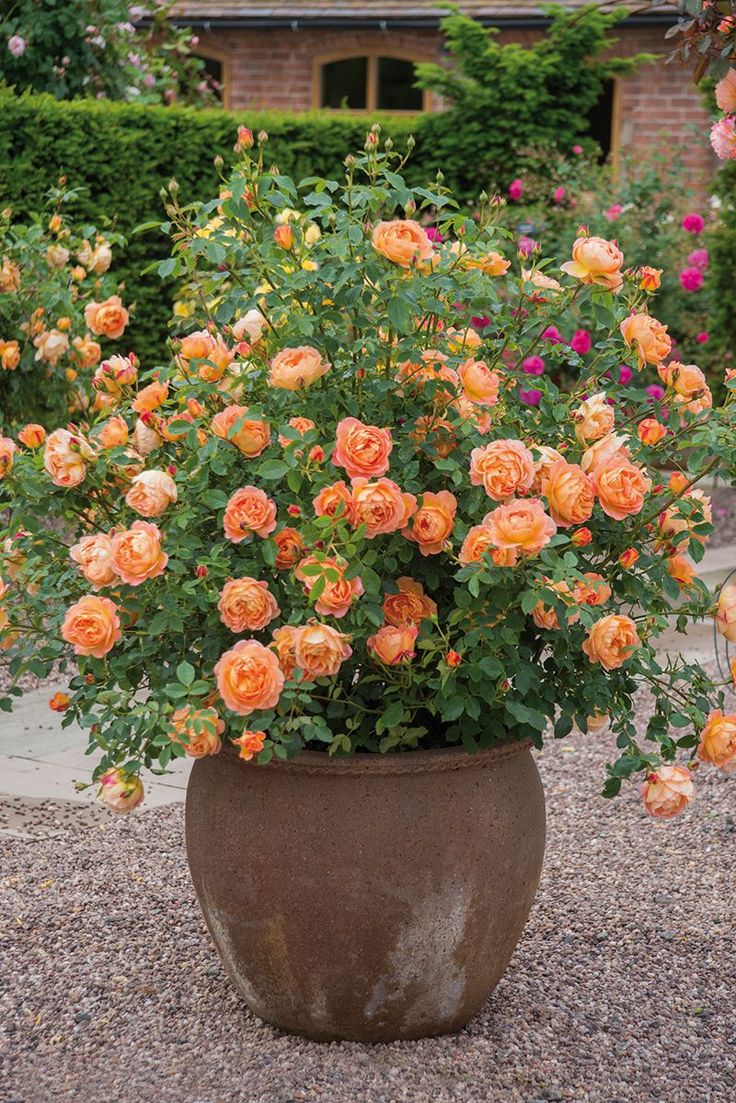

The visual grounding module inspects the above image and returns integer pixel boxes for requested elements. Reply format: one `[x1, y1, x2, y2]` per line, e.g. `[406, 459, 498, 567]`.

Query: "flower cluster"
[1, 129, 735, 821]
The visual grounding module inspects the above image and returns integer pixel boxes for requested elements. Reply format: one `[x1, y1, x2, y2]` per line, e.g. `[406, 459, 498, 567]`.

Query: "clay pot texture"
[185, 738, 546, 1042]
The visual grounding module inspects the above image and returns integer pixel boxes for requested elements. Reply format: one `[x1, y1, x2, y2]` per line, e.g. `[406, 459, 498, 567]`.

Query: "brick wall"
[196, 23, 714, 184]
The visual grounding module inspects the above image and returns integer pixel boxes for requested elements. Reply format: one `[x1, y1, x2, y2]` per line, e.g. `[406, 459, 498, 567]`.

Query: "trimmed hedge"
[0, 90, 418, 364]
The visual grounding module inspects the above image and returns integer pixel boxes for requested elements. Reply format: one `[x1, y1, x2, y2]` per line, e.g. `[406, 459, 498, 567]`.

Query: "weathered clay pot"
[185, 739, 545, 1042]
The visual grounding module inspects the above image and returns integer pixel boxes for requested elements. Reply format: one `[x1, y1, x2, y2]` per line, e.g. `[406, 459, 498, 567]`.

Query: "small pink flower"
[570, 329, 592, 356]
[679, 266, 704, 292]
[572, 144, 583, 155]
[508, 178, 524, 201]
[424, 226, 443, 243]
[618, 364, 633, 386]
[553, 186, 566, 203]
[710, 115, 736, 160]
[541, 325, 565, 345]
[517, 235, 537, 257]
[646, 383, 665, 402]
[688, 248, 709, 271]
[696, 331, 710, 344]
[519, 388, 542, 406]
[681, 212, 705, 234]
[522, 355, 545, 375]
[603, 204, 623, 222]
[7, 35, 26, 57]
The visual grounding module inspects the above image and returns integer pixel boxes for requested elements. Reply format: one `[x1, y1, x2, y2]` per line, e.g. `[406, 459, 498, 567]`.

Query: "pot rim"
[219, 737, 532, 776]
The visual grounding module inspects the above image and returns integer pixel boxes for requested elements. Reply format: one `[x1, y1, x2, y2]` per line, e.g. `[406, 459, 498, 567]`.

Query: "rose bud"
[446, 650, 462, 668]
[619, 548, 639, 569]
[49, 692, 70, 712]
[196, 565, 209, 578]
[287, 504, 301, 517]
[571, 527, 593, 547]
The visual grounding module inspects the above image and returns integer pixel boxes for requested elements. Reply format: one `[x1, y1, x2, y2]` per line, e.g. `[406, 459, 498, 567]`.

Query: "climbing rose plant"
[1, 127, 736, 819]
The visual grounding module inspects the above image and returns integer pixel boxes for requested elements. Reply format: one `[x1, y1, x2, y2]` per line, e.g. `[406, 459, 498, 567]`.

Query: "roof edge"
[163, 12, 677, 31]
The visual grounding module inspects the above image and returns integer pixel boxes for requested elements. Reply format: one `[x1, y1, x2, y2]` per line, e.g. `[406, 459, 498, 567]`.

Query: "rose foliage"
[1, 129, 736, 819]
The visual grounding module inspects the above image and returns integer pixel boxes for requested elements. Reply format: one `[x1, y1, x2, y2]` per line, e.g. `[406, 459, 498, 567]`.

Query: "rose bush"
[1, 127, 735, 821]
[0, 185, 128, 425]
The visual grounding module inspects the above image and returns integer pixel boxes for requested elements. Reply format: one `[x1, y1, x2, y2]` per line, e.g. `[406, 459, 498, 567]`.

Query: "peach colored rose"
[294, 622, 352, 678]
[531, 445, 565, 492]
[561, 235, 623, 292]
[383, 577, 437, 627]
[716, 581, 736, 643]
[659, 490, 712, 546]
[98, 768, 144, 814]
[273, 527, 305, 569]
[34, 328, 69, 366]
[698, 709, 736, 772]
[218, 576, 280, 633]
[586, 712, 610, 733]
[313, 480, 354, 522]
[640, 765, 693, 820]
[0, 437, 15, 478]
[397, 350, 458, 402]
[458, 524, 496, 565]
[351, 478, 417, 538]
[223, 486, 278, 543]
[178, 331, 232, 381]
[483, 498, 556, 555]
[573, 392, 614, 444]
[179, 330, 216, 361]
[268, 346, 329, 390]
[232, 309, 267, 343]
[44, 428, 89, 487]
[46, 242, 69, 268]
[215, 639, 284, 715]
[110, 521, 167, 586]
[89, 243, 113, 275]
[296, 555, 364, 618]
[658, 362, 712, 416]
[446, 327, 482, 354]
[574, 572, 611, 607]
[0, 339, 20, 370]
[98, 416, 129, 448]
[333, 417, 393, 479]
[271, 624, 301, 679]
[453, 397, 493, 434]
[620, 313, 671, 368]
[580, 432, 630, 475]
[521, 267, 562, 294]
[278, 416, 316, 448]
[582, 614, 639, 670]
[371, 219, 434, 268]
[0, 258, 21, 292]
[132, 418, 161, 456]
[232, 730, 266, 761]
[470, 439, 535, 501]
[543, 460, 594, 528]
[84, 295, 129, 339]
[49, 692, 70, 712]
[531, 581, 577, 631]
[125, 470, 177, 518]
[592, 458, 651, 521]
[212, 405, 271, 458]
[637, 418, 667, 445]
[458, 359, 501, 407]
[17, 423, 45, 449]
[94, 354, 138, 394]
[367, 624, 418, 665]
[61, 594, 122, 658]
[403, 490, 457, 556]
[410, 416, 457, 458]
[169, 706, 224, 758]
[715, 68, 736, 113]
[667, 552, 697, 589]
[70, 533, 117, 590]
[638, 266, 662, 292]
[132, 380, 169, 414]
[463, 250, 510, 276]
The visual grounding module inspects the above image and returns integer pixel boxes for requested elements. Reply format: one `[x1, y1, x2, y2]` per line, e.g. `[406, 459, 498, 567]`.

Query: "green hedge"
[0, 89, 419, 365]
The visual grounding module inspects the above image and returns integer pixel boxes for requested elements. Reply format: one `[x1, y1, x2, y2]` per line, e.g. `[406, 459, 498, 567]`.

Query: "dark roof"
[169, 1, 676, 28]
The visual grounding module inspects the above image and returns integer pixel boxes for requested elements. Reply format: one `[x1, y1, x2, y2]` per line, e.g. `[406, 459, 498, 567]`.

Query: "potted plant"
[2, 127, 735, 1042]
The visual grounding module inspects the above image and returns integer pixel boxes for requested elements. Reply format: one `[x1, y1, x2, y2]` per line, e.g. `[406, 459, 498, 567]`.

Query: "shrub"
[709, 161, 736, 370]
[0, 185, 128, 426]
[1, 128, 734, 822]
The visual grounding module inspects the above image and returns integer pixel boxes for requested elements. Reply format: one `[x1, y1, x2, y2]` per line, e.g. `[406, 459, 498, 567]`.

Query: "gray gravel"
[2, 678, 735, 1103]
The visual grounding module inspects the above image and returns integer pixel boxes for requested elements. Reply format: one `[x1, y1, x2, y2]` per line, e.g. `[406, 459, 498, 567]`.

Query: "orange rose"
[371, 219, 434, 268]
[71, 335, 101, 369]
[470, 439, 534, 502]
[61, 594, 122, 658]
[543, 460, 594, 528]
[33, 328, 69, 366]
[620, 313, 671, 368]
[582, 613, 639, 670]
[84, 295, 129, 339]
[618, 547, 639, 569]
[215, 639, 285, 715]
[531, 445, 565, 492]
[273, 527, 305, 569]
[232, 730, 266, 761]
[333, 417, 393, 479]
[48, 691, 70, 713]
[715, 67, 736, 112]
[0, 339, 20, 370]
[294, 622, 352, 678]
[268, 346, 329, 390]
[271, 624, 301, 679]
[132, 380, 169, 414]
[658, 362, 712, 416]
[278, 416, 316, 448]
[218, 576, 280, 633]
[223, 486, 278, 543]
[232, 309, 267, 344]
[17, 423, 45, 449]
[295, 555, 364, 618]
[43, 428, 89, 488]
[98, 768, 144, 814]
[351, 478, 417, 538]
[367, 624, 418, 665]
[446, 327, 482, 354]
[640, 765, 693, 820]
[573, 392, 614, 444]
[716, 581, 736, 643]
[483, 498, 556, 555]
[70, 533, 117, 590]
[94, 354, 138, 395]
[0, 437, 16, 478]
[410, 416, 457, 458]
[110, 521, 167, 586]
[698, 709, 736, 772]
[383, 578, 437, 627]
[313, 480, 354, 522]
[212, 405, 271, 458]
[667, 552, 697, 589]
[178, 331, 232, 381]
[637, 418, 667, 445]
[580, 432, 630, 475]
[574, 572, 611, 606]
[125, 470, 177, 517]
[397, 350, 458, 401]
[592, 458, 651, 521]
[458, 359, 501, 407]
[169, 706, 224, 758]
[531, 581, 577, 631]
[638, 266, 662, 292]
[463, 250, 510, 276]
[97, 416, 129, 448]
[403, 490, 456, 556]
[561, 235, 624, 292]
[458, 524, 496, 565]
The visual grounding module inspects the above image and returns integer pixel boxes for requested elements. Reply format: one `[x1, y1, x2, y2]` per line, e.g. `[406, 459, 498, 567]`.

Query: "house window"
[586, 79, 616, 160]
[319, 55, 425, 112]
[194, 51, 230, 106]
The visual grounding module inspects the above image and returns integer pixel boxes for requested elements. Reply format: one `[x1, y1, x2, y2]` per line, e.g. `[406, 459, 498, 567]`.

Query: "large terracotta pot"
[185, 738, 545, 1042]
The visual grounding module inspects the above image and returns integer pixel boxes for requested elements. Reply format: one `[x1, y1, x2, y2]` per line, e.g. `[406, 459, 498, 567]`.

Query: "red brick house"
[170, 2, 713, 180]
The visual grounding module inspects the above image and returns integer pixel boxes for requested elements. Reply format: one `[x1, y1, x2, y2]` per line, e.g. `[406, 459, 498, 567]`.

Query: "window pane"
[377, 57, 422, 112]
[321, 58, 367, 110]
[199, 56, 224, 102]
[586, 79, 614, 160]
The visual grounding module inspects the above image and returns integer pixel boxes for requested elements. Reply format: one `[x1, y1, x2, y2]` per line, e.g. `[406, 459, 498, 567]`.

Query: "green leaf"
[176, 661, 195, 687]
[257, 459, 289, 481]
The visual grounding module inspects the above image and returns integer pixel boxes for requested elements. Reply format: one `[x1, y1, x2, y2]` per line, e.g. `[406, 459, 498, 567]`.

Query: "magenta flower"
[618, 364, 633, 386]
[522, 355, 545, 376]
[553, 186, 566, 204]
[519, 388, 542, 406]
[603, 204, 623, 223]
[572, 144, 583, 155]
[646, 383, 665, 402]
[687, 248, 709, 271]
[541, 325, 564, 345]
[696, 332, 710, 344]
[570, 329, 592, 356]
[517, 235, 537, 257]
[679, 266, 704, 292]
[425, 226, 443, 243]
[508, 178, 524, 202]
[471, 315, 490, 330]
[681, 212, 705, 234]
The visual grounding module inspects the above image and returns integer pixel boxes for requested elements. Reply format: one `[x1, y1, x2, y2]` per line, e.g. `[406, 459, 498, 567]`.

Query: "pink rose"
[681, 212, 704, 234]
[570, 329, 591, 356]
[679, 267, 704, 292]
[508, 178, 524, 201]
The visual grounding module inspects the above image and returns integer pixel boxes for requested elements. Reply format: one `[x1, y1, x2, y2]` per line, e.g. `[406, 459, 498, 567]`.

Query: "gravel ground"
[706, 486, 736, 550]
[2, 670, 735, 1103]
